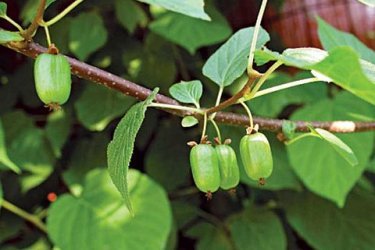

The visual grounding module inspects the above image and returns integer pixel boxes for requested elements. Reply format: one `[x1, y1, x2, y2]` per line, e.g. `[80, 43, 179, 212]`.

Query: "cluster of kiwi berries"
[189, 127, 273, 199]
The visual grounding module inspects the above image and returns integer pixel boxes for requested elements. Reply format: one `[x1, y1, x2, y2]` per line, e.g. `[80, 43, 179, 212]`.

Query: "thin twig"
[3, 41, 375, 133]
[21, 0, 46, 40]
[207, 71, 263, 115]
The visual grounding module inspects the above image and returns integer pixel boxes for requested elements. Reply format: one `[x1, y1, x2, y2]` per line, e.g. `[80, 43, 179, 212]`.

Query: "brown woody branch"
[4, 41, 375, 133]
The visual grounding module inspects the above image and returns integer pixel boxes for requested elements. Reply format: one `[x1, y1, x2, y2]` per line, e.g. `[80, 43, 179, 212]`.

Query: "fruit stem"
[42, 0, 84, 27]
[43, 25, 52, 47]
[1, 200, 47, 233]
[210, 119, 222, 144]
[239, 101, 253, 132]
[200, 112, 208, 143]
[247, 0, 268, 74]
[2, 15, 24, 32]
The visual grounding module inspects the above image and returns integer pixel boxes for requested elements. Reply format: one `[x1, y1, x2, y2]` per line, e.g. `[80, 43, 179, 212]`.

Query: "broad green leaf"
[115, 0, 147, 33]
[229, 207, 287, 250]
[145, 120, 190, 191]
[0, 2, 7, 16]
[45, 109, 72, 158]
[169, 80, 202, 107]
[281, 189, 375, 250]
[257, 47, 375, 105]
[181, 116, 198, 127]
[0, 30, 23, 44]
[75, 83, 134, 131]
[0, 119, 20, 173]
[149, 7, 231, 54]
[48, 169, 172, 250]
[69, 12, 108, 61]
[357, 0, 375, 7]
[107, 89, 158, 214]
[203, 27, 270, 87]
[8, 128, 55, 192]
[317, 17, 375, 64]
[136, 0, 210, 20]
[311, 128, 358, 166]
[287, 92, 374, 207]
[186, 222, 232, 250]
[311, 47, 375, 105]
[63, 134, 108, 196]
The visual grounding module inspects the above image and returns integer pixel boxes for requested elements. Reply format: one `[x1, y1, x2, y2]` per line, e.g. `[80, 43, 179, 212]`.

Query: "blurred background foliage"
[0, 0, 374, 249]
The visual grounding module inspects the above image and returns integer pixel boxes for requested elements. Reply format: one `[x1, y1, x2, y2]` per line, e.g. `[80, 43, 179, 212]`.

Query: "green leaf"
[181, 116, 198, 127]
[310, 127, 358, 166]
[45, 109, 72, 158]
[317, 17, 375, 64]
[107, 89, 158, 214]
[75, 83, 134, 131]
[229, 207, 287, 250]
[9, 128, 55, 192]
[0, 2, 7, 16]
[169, 80, 202, 107]
[69, 12, 108, 61]
[0, 30, 23, 44]
[115, 0, 147, 33]
[0, 119, 20, 173]
[63, 134, 108, 196]
[149, 6, 231, 54]
[356, 0, 375, 7]
[186, 222, 232, 250]
[257, 47, 375, 105]
[145, 120, 191, 191]
[136, 0, 210, 20]
[287, 92, 374, 207]
[281, 189, 375, 250]
[203, 27, 270, 87]
[47, 169, 172, 250]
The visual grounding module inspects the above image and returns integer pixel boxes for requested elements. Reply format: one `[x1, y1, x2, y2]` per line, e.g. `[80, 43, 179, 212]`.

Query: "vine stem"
[247, 0, 268, 74]
[1, 200, 47, 233]
[149, 103, 203, 114]
[240, 101, 253, 129]
[42, 0, 84, 27]
[253, 77, 321, 98]
[3, 15, 24, 32]
[4, 42, 375, 133]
